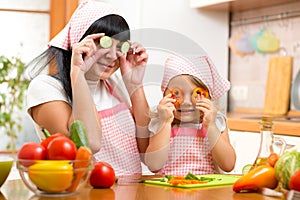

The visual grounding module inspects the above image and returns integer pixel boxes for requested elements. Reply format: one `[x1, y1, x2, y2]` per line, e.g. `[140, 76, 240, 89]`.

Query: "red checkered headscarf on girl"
[161, 55, 230, 101]
[48, 0, 120, 50]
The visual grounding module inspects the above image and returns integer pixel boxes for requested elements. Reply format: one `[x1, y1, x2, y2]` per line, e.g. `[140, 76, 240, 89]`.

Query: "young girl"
[144, 55, 236, 175]
[25, 1, 149, 176]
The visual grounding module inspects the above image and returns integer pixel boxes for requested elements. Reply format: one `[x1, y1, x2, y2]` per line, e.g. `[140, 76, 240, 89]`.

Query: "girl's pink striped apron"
[157, 126, 216, 176]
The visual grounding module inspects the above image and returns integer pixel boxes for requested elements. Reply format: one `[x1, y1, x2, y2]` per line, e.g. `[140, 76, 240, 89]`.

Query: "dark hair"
[25, 14, 130, 102]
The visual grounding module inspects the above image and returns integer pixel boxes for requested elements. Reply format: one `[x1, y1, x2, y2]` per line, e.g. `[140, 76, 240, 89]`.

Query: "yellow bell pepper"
[28, 160, 73, 193]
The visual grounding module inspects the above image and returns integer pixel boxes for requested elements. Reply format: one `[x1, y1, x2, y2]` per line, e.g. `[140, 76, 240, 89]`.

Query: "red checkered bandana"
[161, 55, 230, 101]
[48, 0, 119, 50]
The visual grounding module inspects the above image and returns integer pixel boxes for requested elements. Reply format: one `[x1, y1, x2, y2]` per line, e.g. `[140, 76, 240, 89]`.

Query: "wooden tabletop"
[0, 177, 280, 200]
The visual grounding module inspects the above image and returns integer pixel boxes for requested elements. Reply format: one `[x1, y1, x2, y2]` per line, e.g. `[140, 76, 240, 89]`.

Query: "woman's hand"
[195, 94, 217, 127]
[71, 33, 105, 73]
[157, 94, 176, 124]
[118, 42, 148, 92]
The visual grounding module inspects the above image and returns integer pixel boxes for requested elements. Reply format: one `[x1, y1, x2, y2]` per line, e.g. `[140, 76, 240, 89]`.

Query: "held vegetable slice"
[99, 36, 113, 49]
[233, 165, 278, 193]
[168, 88, 184, 106]
[119, 41, 130, 54]
[191, 87, 209, 104]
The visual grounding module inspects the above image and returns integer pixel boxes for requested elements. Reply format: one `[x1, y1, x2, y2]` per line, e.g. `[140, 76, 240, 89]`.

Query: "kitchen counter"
[0, 177, 279, 200]
[227, 108, 300, 137]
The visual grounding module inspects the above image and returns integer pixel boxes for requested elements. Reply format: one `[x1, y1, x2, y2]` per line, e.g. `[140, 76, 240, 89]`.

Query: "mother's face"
[84, 38, 122, 81]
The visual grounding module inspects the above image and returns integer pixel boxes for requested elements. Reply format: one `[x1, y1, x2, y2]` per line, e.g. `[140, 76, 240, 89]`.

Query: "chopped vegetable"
[161, 172, 215, 185]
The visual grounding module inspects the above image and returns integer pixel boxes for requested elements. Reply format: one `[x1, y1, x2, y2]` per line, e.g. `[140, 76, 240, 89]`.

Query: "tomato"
[40, 133, 65, 149]
[47, 137, 77, 160]
[89, 162, 115, 188]
[18, 142, 46, 160]
[289, 169, 300, 192]
[18, 142, 47, 167]
[267, 152, 280, 167]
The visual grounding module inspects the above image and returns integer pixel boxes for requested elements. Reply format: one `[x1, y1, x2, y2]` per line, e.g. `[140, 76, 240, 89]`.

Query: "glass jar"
[251, 116, 286, 170]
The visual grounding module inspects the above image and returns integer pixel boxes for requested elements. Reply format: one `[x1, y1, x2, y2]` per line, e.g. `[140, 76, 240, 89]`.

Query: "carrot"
[67, 146, 92, 192]
[167, 175, 210, 185]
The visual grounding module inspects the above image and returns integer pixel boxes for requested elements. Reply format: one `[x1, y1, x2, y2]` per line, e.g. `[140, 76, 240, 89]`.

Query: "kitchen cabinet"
[190, 0, 298, 12]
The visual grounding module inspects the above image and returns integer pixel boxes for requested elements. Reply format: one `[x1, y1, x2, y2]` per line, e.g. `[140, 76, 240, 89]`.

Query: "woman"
[26, 1, 149, 176]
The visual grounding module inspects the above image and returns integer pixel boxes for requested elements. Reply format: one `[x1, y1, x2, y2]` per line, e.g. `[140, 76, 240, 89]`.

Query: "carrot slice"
[67, 146, 92, 192]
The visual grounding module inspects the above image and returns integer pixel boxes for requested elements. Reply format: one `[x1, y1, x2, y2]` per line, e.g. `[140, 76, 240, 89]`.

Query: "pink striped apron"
[157, 125, 216, 176]
[93, 82, 142, 176]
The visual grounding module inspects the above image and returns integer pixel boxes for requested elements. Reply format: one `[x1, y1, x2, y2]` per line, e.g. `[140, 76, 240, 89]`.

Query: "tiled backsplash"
[228, 1, 300, 112]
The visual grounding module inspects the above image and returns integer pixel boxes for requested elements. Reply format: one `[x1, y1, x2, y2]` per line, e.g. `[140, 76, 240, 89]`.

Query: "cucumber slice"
[242, 164, 253, 175]
[120, 41, 130, 54]
[99, 36, 113, 49]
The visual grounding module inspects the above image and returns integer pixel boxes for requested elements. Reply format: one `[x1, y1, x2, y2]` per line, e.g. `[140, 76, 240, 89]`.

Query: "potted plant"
[0, 55, 29, 157]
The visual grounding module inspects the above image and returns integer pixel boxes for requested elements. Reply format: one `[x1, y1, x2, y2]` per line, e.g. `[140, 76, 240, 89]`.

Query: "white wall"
[106, 0, 229, 108]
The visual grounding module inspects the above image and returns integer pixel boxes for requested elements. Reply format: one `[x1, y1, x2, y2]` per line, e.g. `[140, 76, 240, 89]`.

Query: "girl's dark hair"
[25, 14, 130, 102]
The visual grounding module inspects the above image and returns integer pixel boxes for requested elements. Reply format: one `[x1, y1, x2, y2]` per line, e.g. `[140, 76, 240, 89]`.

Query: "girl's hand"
[157, 94, 176, 123]
[194, 94, 217, 127]
[119, 42, 148, 87]
[71, 33, 105, 73]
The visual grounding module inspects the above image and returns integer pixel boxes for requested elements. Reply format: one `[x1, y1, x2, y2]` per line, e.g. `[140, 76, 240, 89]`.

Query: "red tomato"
[290, 169, 300, 191]
[40, 133, 65, 148]
[46, 137, 77, 160]
[267, 153, 280, 167]
[18, 142, 46, 166]
[89, 162, 115, 188]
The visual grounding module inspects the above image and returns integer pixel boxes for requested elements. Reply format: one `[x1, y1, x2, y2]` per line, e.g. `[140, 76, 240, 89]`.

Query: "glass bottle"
[251, 116, 286, 170]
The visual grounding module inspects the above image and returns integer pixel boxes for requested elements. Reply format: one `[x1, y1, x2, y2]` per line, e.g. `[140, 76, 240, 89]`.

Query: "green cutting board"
[143, 174, 241, 189]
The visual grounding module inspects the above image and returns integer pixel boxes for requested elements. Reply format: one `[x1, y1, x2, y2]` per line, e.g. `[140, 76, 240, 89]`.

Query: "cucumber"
[70, 120, 89, 148]
[120, 41, 130, 54]
[99, 36, 113, 49]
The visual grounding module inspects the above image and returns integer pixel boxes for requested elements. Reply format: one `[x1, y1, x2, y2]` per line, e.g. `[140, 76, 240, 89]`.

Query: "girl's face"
[85, 38, 123, 81]
[166, 75, 205, 123]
